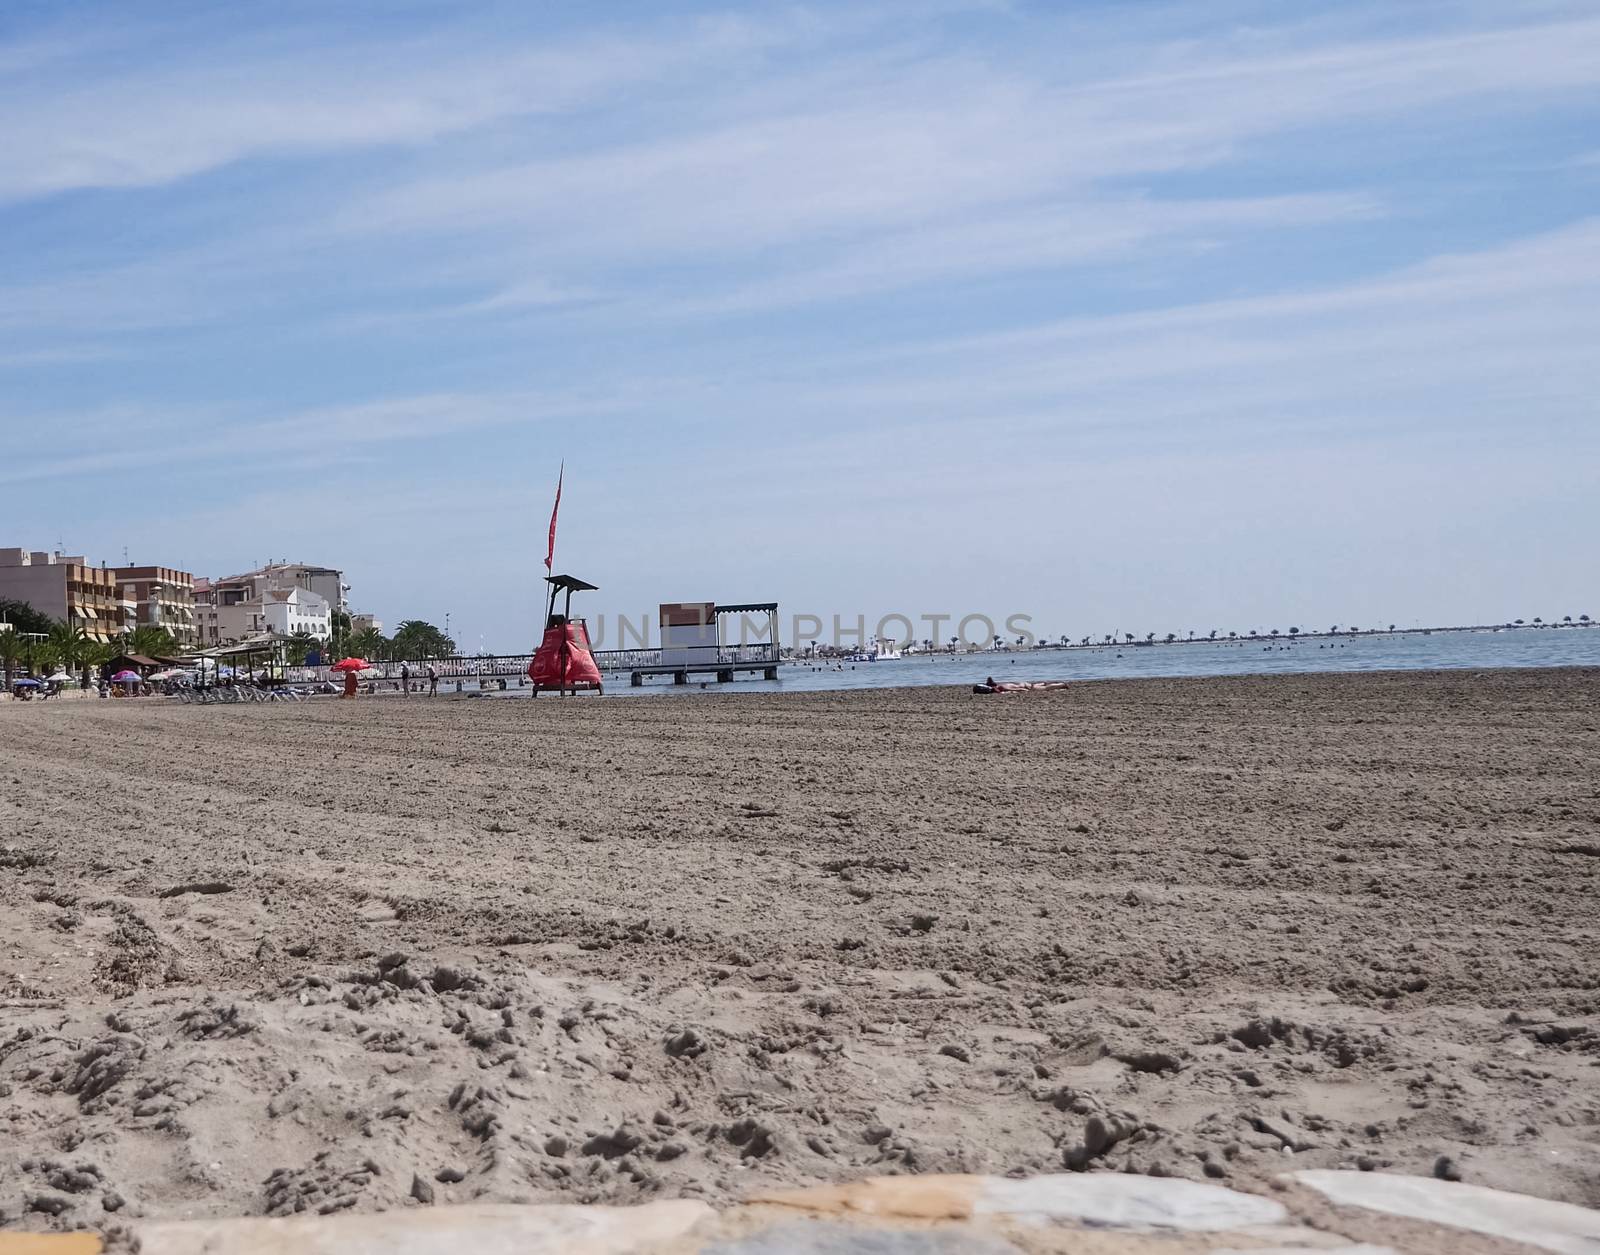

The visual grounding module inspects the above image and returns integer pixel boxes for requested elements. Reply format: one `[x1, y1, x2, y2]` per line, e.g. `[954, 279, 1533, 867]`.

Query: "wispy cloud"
[0, 11, 834, 202]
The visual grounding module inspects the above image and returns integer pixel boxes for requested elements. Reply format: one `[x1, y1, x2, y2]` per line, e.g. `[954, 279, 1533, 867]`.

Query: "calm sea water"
[511, 628, 1600, 698]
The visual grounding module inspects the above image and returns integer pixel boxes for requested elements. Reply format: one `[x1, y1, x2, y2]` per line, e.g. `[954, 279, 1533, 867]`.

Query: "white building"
[262, 586, 331, 638]
[194, 561, 345, 645]
[193, 578, 330, 644]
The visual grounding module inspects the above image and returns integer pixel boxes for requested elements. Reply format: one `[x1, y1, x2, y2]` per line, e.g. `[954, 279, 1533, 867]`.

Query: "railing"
[590, 642, 778, 670]
[284, 655, 534, 684]
[280, 641, 780, 685]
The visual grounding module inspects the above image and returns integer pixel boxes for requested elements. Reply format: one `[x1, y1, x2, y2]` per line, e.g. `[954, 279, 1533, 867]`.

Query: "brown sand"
[2, 668, 1598, 1232]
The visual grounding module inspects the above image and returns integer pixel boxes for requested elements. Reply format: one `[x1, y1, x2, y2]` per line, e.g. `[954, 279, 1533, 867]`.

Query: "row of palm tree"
[4, 605, 472, 690]
[0, 621, 185, 688]
[278, 619, 458, 666]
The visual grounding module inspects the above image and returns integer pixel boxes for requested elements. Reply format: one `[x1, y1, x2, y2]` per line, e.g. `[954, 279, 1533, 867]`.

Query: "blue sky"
[2, 0, 1597, 649]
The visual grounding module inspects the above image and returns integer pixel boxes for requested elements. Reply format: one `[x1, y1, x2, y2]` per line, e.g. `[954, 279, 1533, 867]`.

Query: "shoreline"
[9, 659, 1599, 708]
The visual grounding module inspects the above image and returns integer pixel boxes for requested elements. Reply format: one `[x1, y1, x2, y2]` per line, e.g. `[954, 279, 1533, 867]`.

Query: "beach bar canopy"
[183, 635, 297, 680]
[101, 653, 162, 678]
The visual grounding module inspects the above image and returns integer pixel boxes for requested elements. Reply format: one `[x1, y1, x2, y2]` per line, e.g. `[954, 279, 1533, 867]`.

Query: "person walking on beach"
[342, 670, 358, 699]
[427, 664, 438, 697]
[400, 663, 411, 696]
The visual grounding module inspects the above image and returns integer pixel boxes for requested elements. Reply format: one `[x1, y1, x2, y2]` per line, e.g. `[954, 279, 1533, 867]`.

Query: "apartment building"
[111, 565, 197, 645]
[193, 565, 335, 644]
[0, 548, 126, 640]
[251, 562, 347, 615]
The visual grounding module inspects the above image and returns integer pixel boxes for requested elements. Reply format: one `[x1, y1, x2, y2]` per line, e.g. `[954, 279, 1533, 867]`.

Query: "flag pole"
[543, 462, 564, 625]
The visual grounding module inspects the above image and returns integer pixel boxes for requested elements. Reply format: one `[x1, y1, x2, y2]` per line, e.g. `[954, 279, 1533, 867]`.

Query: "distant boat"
[845, 637, 902, 662]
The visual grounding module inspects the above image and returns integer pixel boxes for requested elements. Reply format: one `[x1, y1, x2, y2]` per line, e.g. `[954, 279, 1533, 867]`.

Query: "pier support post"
[717, 668, 733, 683]
[763, 666, 778, 680]
[674, 671, 687, 686]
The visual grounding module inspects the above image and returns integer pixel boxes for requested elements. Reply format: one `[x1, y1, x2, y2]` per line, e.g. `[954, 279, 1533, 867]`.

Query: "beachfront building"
[194, 561, 345, 645]
[112, 565, 196, 645]
[193, 576, 331, 645]
[350, 612, 383, 634]
[0, 547, 126, 641]
[262, 586, 331, 638]
[245, 561, 347, 615]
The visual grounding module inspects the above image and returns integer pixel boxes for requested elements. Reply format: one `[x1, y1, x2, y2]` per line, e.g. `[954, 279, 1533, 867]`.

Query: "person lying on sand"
[973, 677, 1071, 694]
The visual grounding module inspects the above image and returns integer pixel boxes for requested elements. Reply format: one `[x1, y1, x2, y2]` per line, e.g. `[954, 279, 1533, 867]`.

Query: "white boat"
[846, 637, 903, 662]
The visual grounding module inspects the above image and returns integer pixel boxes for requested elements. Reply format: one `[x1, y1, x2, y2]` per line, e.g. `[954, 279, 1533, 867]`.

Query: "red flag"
[544, 463, 563, 572]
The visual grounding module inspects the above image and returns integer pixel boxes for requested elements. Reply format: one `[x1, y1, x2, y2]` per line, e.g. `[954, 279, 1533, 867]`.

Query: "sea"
[532, 627, 1600, 697]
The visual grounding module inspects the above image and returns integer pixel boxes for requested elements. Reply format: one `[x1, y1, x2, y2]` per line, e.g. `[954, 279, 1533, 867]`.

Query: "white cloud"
[665, 192, 1382, 315]
[338, 10, 1599, 313]
[0, 12, 823, 202]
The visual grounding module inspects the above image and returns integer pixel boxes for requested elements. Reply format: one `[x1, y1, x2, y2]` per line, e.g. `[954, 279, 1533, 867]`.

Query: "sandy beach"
[2, 667, 1597, 1232]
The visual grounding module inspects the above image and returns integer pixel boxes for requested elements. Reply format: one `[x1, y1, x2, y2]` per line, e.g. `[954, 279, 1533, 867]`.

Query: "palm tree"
[1165, 632, 1176, 643]
[2, 627, 28, 687]
[349, 627, 386, 660]
[47, 622, 89, 676]
[1533, 617, 1543, 625]
[1227, 631, 1236, 639]
[285, 631, 318, 666]
[1388, 624, 1396, 632]
[328, 610, 352, 660]
[124, 624, 178, 659]
[1288, 626, 1299, 636]
[1582, 614, 1592, 624]
[79, 640, 112, 687]
[29, 642, 62, 677]
[1124, 633, 1134, 644]
[1208, 629, 1217, 640]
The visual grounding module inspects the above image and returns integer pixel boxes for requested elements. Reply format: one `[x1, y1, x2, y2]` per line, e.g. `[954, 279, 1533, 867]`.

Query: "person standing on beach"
[400, 663, 411, 695]
[342, 670, 357, 699]
[427, 664, 438, 697]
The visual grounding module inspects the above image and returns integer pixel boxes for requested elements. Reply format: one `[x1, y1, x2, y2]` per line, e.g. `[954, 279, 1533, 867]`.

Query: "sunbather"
[973, 676, 1071, 694]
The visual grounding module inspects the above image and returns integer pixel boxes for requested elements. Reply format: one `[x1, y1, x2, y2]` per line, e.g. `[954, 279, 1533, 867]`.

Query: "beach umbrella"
[12, 678, 40, 687]
[147, 669, 182, 681]
[111, 670, 142, 683]
[330, 658, 369, 672]
[45, 672, 72, 683]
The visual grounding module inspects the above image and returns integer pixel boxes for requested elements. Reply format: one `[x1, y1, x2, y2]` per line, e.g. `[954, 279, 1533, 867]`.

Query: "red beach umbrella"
[330, 658, 369, 672]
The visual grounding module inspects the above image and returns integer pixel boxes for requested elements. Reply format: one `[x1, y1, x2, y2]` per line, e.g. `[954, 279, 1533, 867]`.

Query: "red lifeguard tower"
[528, 574, 603, 696]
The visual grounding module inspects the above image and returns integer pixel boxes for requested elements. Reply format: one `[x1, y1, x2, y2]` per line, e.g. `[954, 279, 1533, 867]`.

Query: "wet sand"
[2, 667, 1598, 1231]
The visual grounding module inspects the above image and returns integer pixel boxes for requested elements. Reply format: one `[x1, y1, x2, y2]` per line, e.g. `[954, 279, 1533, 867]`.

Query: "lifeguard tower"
[528, 574, 603, 695]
